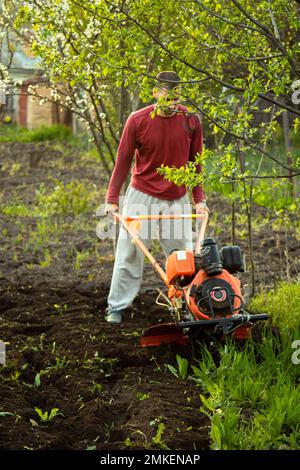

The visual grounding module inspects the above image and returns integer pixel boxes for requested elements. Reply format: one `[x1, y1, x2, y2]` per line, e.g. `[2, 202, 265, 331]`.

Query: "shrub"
[36, 180, 97, 216]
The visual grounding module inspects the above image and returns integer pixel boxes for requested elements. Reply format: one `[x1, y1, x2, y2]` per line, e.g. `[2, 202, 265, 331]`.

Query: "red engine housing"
[165, 250, 195, 284]
[183, 269, 242, 320]
[166, 250, 243, 320]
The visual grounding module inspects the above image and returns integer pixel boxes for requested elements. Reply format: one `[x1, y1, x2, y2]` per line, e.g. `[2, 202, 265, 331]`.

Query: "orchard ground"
[0, 139, 299, 450]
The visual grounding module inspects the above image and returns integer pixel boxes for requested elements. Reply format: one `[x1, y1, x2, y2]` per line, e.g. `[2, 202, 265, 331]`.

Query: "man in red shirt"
[104, 71, 208, 323]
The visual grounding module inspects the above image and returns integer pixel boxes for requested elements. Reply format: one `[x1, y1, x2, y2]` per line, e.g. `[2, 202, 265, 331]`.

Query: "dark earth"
[0, 141, 299, 450]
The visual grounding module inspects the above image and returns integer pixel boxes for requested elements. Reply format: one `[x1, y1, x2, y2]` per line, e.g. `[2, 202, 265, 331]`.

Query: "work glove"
[195, 200, 209, 213]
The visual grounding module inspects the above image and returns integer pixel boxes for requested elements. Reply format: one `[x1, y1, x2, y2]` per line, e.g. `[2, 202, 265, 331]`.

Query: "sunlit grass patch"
[0, 124, 72, 143]
[249, 281, 300, 330]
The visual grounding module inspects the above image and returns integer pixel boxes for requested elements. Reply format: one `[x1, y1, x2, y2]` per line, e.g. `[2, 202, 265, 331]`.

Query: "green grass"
[36, 180, 98, 216]
[0, 124, 99, 156]
[1, 180, 98, 220]
[189, 334, 300, 449]
[249, 281, 300, 330]
[166, 282, 300, 450]
[0, 124, 73, 143]
[0, 202, 31, 217]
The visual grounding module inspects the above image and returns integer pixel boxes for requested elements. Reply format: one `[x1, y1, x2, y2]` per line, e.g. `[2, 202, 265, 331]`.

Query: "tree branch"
[183, 95, 300, 173]
[106, 0, 300, 116]
[231, 0, 299, 74]
[104, 0, 245, 92]
[194, 0, 268, 35]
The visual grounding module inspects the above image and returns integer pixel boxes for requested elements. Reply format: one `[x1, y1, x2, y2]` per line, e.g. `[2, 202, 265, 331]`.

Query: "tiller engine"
[113, 211, 268, 347]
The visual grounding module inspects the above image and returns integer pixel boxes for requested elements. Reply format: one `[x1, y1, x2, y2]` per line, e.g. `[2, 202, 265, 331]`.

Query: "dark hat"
[156, 71, 180, 90]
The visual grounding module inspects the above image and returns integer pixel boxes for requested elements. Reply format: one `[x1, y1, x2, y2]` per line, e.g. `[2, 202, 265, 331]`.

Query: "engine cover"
[184, 269, 243, 319]
[194, 278, 235, 316]
[166, 250, 195, 284]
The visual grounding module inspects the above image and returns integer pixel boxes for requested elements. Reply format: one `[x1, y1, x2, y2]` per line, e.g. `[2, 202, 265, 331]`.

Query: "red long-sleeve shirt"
[105, 104, 205, 204]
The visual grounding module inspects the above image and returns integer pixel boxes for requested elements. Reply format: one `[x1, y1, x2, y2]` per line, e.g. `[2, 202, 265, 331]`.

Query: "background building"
[1, 38, 73, 130]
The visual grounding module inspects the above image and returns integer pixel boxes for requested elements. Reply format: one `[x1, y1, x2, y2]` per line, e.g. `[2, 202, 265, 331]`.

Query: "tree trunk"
[282, 109, 295, 198]
[231, 181, 236, 245]
[245, 186, 255, 298]
[237, 142, 256, 297]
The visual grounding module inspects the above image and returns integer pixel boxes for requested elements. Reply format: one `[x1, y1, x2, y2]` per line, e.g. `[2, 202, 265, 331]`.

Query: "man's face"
[153, 86, 179, 114]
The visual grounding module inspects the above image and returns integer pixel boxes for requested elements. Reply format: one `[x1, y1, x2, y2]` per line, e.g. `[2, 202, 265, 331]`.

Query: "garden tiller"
[113, 210, 268, 347]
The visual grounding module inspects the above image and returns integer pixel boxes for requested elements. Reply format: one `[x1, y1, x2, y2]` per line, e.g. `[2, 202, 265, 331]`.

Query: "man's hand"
[195, 200, 209, 213]
[104, 203, 119, 218]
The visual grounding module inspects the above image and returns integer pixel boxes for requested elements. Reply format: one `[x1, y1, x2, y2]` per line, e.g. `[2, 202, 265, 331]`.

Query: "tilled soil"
[0, 141, 299, 450]
[0, 277, 210, 450]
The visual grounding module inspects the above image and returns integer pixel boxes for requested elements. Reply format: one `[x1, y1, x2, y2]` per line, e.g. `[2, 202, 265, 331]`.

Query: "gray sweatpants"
[107, 186, 194, 312]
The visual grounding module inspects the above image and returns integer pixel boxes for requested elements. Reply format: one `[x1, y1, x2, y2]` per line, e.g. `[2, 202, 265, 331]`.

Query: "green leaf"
[176, 355, 189, 379]
[34, 373, 41, 387]
[165, 364, 179, 378]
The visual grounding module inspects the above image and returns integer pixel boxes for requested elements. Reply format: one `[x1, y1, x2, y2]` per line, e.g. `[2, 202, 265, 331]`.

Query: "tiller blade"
[140, 313, 269, 347]
[140, 323, 189, 347]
